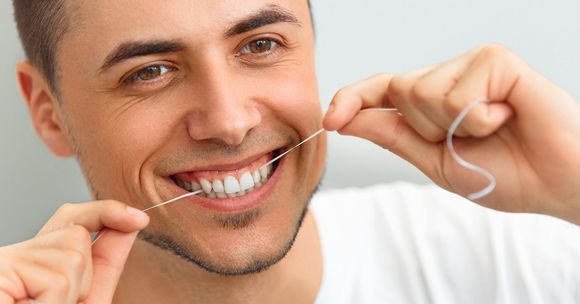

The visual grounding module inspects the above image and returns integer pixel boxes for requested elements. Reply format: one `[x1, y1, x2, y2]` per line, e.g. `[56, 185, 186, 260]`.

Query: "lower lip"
[165, 158, 284, 213]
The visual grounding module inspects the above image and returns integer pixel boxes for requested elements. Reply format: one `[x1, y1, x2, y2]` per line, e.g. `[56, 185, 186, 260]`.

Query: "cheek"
[255, 67, 321, 134]
[114, 104, 176, 148]
[68, 95, 177, 178]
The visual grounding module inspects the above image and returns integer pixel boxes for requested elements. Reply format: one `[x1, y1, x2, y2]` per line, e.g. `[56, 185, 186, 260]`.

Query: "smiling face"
[35, 0, 325, 275]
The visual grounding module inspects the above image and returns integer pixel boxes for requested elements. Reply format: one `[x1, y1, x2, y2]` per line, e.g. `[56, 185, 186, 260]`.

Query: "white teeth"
[253, 170, 261, 184]
[259, 165, 270, 181]
[224, 175, 241, 194]
[212, 179, 224, 193]
[177, 163, 275, 199]
[200, 178, 212, 194]
[239, 172, 255, 191]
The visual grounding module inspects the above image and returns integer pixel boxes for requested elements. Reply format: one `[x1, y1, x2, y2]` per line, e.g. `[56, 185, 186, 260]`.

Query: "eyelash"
[122, 64, 176, 87]
[237, 37, 285, 58]
[121, 37, 286, 88]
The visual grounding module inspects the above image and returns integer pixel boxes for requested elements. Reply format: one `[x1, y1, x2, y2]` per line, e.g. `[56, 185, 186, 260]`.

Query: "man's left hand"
[323, 44, 580, 225]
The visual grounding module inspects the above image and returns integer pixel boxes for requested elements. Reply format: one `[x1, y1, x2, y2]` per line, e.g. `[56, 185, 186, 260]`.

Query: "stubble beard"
[137, 183, 320, 276]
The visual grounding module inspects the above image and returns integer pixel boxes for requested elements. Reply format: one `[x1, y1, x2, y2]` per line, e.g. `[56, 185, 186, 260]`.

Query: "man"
[1, 0, 579, 303]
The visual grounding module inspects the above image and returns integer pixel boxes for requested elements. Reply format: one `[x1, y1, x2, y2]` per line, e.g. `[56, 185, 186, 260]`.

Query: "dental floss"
[92, 99, 497, 246]
[259, 128, 326, 170]
[141, 190, 204, 212]
[446, 97, 496, 200]
[259, 108, 400, 170]
[91, 190, 204, 246]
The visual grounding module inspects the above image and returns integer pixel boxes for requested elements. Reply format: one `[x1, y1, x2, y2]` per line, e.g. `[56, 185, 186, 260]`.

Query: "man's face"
[55, 0, 324, 274]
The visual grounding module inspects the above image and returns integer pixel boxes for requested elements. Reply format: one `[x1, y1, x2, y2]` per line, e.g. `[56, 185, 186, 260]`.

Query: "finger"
[323, 73, 394, 131]
[19, 244, 92, 302]
[445, 51, 516, 137]
[408, 53, 476, 137]
[1, 294, 14, 304]
[38, 200, 149, 236]
[21, 226, 93, 299]
[337, 110, 446, 186]
[85, 230, 139, 303]
[13, 262, 74, 304]
[18, 226, 93, 300]
[387, 74, 447, 142]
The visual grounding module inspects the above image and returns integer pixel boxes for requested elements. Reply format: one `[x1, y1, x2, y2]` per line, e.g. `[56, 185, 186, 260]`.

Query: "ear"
[16, 60, 75, 158]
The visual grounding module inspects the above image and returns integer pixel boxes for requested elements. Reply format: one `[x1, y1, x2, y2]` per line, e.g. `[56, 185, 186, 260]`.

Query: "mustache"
[157, 127, 293, 172]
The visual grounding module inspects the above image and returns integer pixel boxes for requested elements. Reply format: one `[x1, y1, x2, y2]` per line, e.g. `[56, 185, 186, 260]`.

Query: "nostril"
[186, 106, 261, 145]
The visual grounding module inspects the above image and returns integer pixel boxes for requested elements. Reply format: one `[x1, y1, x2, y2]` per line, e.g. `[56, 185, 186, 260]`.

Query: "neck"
[114, 210, 322, 304]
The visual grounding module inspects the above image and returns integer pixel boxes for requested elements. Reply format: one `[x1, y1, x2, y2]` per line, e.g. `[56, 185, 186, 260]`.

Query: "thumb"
[86, 229, 139, 303]
[337, 110, 443, 180]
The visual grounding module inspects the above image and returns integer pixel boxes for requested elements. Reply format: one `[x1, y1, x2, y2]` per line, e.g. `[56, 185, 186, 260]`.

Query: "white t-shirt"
[311, 183, 580, 304]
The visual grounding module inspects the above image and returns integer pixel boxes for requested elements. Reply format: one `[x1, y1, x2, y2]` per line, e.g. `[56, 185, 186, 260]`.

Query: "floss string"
[92, 100, 496, 245]
[446, 97, 496, 200]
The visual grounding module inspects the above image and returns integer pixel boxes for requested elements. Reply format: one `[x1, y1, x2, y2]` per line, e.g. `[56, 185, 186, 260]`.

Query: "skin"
[324, 45, 580, 223]
[1, 1, 580, 303]
[8, 0, 325, 303]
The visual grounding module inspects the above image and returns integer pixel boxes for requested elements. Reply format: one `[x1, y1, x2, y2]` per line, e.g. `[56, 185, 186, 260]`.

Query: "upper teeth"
[178, 163, 273, 198]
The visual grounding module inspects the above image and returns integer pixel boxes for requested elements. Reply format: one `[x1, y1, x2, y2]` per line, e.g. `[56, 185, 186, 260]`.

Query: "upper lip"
[165, 146, 284, 176]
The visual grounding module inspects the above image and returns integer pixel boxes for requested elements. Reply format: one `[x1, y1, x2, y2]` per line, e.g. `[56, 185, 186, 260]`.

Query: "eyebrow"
[224, 4, 301, 38]
[99, 40, 186, 73]
[98, 5, 300, 73]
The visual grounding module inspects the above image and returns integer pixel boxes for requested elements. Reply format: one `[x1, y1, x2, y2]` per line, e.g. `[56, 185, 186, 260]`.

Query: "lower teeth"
[200, 187, 255, 199]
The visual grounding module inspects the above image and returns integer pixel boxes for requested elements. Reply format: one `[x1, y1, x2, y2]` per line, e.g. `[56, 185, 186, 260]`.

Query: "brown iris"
[135, 66, 164, 81]
[248, 39, 273, 54]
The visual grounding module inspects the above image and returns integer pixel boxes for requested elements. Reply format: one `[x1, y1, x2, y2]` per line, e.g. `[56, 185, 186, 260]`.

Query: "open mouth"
[170, 149, 282, 199]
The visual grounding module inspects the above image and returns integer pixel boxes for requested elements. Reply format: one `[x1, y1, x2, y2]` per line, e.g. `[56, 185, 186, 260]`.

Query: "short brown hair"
[13, 1, 313, 95]
[13, 0, 70, 94]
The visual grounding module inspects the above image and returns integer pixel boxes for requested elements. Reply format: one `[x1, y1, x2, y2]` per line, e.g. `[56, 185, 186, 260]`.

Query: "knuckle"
[444, 91, 467, 115]
[52, 273, 71, 293]
[479, 44, 510, 57]
[478, 44, 518, 65]
[65, 225, 91, 246]
[56, 203, 77, 216]
[333, 86, 356, 103]
[371, 72, 392, 84]
[386, 76, 408, 100]
[410, 81, 433, 104]
[65, 249, 87, 272]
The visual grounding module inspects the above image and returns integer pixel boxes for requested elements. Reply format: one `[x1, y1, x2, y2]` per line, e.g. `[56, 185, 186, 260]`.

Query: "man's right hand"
[0, 200, 149, 304]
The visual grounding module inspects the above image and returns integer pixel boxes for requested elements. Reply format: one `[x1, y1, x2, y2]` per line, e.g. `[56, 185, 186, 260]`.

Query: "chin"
[140, 147, 318, 275]
[139, 196, 310, 276]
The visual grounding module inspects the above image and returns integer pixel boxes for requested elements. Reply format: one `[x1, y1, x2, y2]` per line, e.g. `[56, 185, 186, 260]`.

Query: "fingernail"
[126, 206, 145, 216]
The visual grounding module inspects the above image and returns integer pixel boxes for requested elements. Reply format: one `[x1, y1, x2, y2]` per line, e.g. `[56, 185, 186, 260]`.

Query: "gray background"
[1, 0, 579, 245]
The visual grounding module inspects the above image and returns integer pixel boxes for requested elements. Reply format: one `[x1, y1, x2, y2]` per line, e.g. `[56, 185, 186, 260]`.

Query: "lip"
[165, 147, 283, 176]
[161, 151, 285, 213]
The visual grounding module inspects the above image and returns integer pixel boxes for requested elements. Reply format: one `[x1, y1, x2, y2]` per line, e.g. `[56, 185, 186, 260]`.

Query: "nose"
[186, 64, 261, 146]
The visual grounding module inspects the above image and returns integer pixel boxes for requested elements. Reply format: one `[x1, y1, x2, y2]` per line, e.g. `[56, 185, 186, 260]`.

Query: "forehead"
[59, 0, 310, 77]
[67, 0, 309, 46]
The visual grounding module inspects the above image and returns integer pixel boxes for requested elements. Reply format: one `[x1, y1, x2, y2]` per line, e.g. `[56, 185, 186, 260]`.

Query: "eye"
[125, 64, 173, 84]
[240, 39, 279, 55]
